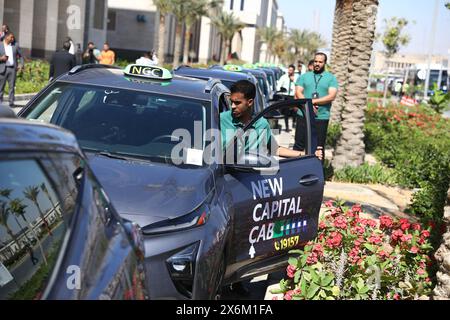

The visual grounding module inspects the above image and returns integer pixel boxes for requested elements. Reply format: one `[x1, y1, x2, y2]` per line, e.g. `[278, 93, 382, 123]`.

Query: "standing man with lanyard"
[277, 64, 299, 132]
[294, 52, 338, 162]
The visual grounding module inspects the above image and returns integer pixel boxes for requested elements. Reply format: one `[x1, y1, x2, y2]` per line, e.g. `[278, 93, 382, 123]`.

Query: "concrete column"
[241, 27, 256, 63]
[66, 0, 86, 49]
[45, 0, 59, 53]
[19, 0, 34, 53]
[0, 0, 5, 25]
[198, 17, 211, 64]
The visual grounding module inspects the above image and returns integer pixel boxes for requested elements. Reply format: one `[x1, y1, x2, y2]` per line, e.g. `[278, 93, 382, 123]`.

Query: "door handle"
[299, 175, 319, 186]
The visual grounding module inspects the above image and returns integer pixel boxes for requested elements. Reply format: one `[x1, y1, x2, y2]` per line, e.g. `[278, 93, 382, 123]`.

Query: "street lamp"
[424, 0, 439, 99]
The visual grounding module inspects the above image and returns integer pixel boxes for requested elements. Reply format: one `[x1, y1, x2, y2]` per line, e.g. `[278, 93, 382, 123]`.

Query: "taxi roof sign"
[223, 65, 243, 72]
[124, 64, 173, 80]
[242, 63, 257, 69]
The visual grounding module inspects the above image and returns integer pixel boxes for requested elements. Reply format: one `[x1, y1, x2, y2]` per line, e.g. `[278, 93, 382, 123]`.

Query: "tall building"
[221, 0, 283, 64]
[0, 0, 108, 59]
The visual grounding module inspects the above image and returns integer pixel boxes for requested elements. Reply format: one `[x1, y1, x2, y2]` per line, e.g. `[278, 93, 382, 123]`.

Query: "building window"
[230, 0, 234, 10]
[107, 10, 116, 31]
[93, 0, 105, 29]
[240, 0, 245, 10]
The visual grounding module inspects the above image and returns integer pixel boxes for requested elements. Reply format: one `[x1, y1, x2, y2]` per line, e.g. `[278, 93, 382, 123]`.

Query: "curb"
[15, 93, 37, 101]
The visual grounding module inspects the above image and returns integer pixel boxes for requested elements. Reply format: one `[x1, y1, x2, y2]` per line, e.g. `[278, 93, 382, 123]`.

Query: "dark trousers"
[0, 67, 17, 106]
[294, 116, 329, 159]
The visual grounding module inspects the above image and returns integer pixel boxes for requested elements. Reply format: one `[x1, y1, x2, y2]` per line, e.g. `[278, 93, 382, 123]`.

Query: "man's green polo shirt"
[220, 110, 272, 152]
[295, 71, 338, 120]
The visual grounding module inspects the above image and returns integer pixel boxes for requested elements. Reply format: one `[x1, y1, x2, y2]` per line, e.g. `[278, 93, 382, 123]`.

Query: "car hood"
[86, 154, 214, 227]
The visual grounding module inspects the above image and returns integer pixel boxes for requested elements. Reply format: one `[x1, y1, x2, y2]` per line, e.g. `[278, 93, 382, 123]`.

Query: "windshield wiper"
[83, 148, 133, 161]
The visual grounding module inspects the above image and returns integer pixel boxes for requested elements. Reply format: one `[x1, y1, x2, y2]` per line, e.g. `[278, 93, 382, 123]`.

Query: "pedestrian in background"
[294, 52, 338, 162]
[0, 32, 23, 108]
[49, 41, 76, 81]
[99, 43, 115, 65]
[297, 60, 306, 75]
[83, 42, 100, 64]
[277, 64, 299, 132]
[136, 50, 158, 66]
[0, 24, 9, 41]
[66, 37, 76, 55]
[307, 60, 314, 72]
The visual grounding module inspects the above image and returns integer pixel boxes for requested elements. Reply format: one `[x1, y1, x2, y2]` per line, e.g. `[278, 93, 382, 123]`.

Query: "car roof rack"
[68, 64, 122, 75]
[204, 78, 222, 93]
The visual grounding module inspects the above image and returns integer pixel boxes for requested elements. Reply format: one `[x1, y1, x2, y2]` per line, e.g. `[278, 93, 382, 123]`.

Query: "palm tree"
[288, 29, 327, 63]
[331, 0, 380, 170]
[330, 0, 354, 123]
[10, 197, 48, 265]
[154, 0, 173, 65]
[257, 27, 280, 63]
[169, 0, 193, 69]
[23, 186, 52, 236]
[0, 201, 19, 247]
[273, 32, 287, 64]
[182, 0, 223, 65]
[40, 183, 60, 217]
[210, 11, 246, 65]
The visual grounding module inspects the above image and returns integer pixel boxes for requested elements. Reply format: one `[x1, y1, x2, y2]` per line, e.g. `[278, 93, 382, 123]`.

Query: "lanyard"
[314, 74, 323, 92]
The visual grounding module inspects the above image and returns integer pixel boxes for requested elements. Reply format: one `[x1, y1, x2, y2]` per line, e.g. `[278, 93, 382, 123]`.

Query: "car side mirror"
[225, 151, 279, 174]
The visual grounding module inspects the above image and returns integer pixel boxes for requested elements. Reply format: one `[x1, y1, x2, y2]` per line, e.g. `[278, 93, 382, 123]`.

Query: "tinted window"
[0, 156, 78, 300]
[25, 84, 209, 166]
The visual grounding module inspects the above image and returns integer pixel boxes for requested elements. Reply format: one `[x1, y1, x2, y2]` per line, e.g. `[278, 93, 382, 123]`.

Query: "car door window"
[0, 157, 72, 300]
[26, 86, 67, 123]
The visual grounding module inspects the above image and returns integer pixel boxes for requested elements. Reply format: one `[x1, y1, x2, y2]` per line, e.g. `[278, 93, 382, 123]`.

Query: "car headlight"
[166, 242, 200, 299]
[142, 205, 210, 235]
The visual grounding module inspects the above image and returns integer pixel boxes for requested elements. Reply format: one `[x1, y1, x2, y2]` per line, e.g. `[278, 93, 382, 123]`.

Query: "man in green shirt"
[294, 52, 338, 161]
[221, 80, 312, 160]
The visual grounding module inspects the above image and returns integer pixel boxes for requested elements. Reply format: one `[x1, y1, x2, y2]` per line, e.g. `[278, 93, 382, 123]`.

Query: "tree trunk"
[173, 22, 183, 69]
[183, 25, 193, 65]
[330, 0, 354, 124]
[332, 0, 379, 170]
[33, 201, 53, 236]
[220, 37, 227, 65]
[158, 13, 166, 65]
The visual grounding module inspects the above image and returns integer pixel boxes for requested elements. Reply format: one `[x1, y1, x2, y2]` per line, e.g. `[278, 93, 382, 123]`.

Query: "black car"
[20, 64, 325, 300]
[173, 65, 267, 114]
[0, 117, 148, 300]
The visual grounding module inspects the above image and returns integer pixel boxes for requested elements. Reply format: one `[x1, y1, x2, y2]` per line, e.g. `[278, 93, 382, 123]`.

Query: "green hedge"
[364, 103, 450, 224]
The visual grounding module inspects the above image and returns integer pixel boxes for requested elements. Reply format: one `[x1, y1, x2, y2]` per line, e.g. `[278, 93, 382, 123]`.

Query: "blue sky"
[278, 0, 450, 55]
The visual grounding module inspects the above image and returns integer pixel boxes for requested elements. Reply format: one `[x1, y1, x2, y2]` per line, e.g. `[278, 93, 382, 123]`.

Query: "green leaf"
[321, 274, 335, 287]
[294, 270, 302, 283]
[270, 288, 284, 294]
[300, 255, 308, 268]
[359, 286, 370, 294]
[303, 272, 312, 282]
[319, 289, 326, 298]
[288, 257, 298, 267]
[310, 270, 320, 283]
[279, 279, 289, 291]
[289, 250, 303, 255]
[307, 283, 320, 299]
[331, 286, 340, 297]
[364, 243, 376, 253]
[300, 278, 307, 294]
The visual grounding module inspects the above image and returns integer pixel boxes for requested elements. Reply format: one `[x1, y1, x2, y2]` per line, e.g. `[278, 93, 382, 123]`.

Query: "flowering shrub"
[274, 200, 434, 300]
[364, 103, 450, 226]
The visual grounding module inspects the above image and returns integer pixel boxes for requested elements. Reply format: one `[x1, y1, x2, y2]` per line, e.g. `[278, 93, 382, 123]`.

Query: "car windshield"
[24, 83, 209, 166]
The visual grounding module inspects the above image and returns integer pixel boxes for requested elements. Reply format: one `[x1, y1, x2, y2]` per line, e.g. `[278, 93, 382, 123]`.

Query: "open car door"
[223, 99, 325, 283]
